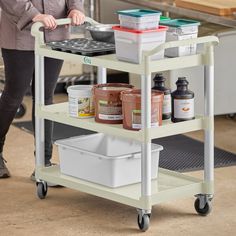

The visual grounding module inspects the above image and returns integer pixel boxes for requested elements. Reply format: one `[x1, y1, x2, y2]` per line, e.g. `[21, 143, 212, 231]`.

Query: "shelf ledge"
[36, 165, 205, 209]
[36, 103, 205, 141]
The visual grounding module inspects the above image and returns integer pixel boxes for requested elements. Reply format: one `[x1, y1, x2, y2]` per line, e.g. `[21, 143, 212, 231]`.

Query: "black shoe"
[0, 153, 11, 178]
[30, 163, 60, 187]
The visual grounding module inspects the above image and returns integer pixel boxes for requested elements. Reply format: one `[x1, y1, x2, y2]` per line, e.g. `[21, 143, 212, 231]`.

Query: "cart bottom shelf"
[36, 165, 206, 209]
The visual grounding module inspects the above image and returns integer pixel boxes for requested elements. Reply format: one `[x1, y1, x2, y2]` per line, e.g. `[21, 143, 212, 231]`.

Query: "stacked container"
[113, 9, 168, 64]
[160, 19, 200, 57]
[118, 9, 162, 30]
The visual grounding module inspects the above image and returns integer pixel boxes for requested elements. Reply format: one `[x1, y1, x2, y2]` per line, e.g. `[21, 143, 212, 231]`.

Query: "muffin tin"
[46, 38, 115, 56]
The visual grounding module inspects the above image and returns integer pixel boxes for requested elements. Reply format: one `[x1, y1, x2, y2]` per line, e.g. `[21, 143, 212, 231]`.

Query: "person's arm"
[66, 0, 85, 26]
[0, 0, 57, 30]
[66, 0, 84, 13]
[0, 0, 40, 30]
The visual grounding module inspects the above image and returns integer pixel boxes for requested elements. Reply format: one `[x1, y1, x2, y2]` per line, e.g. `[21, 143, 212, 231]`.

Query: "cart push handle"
[142, 36, 219, 58]
[31, 17, 99, 46]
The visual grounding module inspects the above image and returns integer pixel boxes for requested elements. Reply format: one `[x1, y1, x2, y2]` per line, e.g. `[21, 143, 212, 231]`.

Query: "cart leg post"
[195, 46, 214, 215]
[203, 45, 214, 198]
[141, 73, 152, 210]
[35, 55, 45, 175]
[97, 66, 107, 84]
[136, 74, 152, 231]
[204, 63, 214, 191]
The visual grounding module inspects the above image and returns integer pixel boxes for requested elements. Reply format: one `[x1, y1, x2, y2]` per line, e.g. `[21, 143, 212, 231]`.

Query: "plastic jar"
[67, 85, 94, 118]
[93, 83, 133, 124]
[120, 89, 164, 130]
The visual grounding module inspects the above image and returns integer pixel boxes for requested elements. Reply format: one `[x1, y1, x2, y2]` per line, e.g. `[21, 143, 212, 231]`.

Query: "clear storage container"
[55, 133, 163, 188]
[117, 9, 162, 30]
[160, 19, 200, 57]
[113, 26, 168, 64]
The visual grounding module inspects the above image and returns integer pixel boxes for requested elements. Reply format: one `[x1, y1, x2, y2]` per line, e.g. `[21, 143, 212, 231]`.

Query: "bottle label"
[174, 98, 194, 119]
[163, 94, 171, 114]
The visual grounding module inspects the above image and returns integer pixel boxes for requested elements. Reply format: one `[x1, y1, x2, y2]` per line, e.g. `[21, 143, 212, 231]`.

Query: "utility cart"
[31, 18, 218, 232]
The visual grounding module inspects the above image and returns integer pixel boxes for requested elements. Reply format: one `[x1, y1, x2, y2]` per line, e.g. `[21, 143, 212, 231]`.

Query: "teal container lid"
[160, 19, 200, 27]
[117, 9, 162, 17]
[160, 16, 171, 21]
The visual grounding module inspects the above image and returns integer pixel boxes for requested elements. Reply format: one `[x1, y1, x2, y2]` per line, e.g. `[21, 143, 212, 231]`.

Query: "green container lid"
[160, 19, 200, 28]
[117, 9, 162, 17]
[160, 16, 171, 21]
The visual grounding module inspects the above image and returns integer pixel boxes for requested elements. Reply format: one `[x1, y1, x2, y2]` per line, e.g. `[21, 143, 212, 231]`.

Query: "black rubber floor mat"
[154, 135, 236, 172]
[13, 121, 236, 172]
[13, 121, 95, 140]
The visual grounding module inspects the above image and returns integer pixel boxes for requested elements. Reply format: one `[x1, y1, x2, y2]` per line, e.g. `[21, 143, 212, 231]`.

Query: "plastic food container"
[160, 19, 200, 57]
[113, 26, 168, 64]
[117, 9, 162, 30]
[160, 16, 171, 22]
[67, 85, 94, 118]
[55, 133, 163, 188]
[93, 83, 133, 124]
[120, 89, 164, 130]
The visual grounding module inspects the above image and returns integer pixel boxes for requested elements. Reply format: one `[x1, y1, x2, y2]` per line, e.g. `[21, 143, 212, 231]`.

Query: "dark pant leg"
[31, 57, 63, 164]
[0, 49, 35, 153]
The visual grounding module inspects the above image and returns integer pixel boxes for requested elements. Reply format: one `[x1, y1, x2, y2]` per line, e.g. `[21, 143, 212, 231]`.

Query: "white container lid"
[67, 85, 93, 97]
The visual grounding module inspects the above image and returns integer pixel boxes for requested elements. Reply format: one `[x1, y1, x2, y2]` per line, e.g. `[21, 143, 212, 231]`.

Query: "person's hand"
[67, 10, 85, 26]
[32, 14, 57, 30]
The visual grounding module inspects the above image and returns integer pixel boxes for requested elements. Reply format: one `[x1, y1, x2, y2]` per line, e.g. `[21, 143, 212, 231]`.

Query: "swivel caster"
[226, 113, 236, 119]
[137, 214, 150, 232]
[194, 195, 212, 216]
[36, 181, 48, 199]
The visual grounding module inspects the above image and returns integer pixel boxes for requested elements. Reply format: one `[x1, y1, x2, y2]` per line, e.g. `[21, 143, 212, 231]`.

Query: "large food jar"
[67, 85, 94, 118]
[94, 83, 133, 124]
[120, 89, 164, 130]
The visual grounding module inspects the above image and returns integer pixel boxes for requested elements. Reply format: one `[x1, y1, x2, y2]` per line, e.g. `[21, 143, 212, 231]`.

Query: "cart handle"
[31, 17, 99, 46]
[142, 36, 219, 58]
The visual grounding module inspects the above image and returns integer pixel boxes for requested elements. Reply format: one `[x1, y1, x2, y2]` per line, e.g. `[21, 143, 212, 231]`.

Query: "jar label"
[68, 96, 94, 118]
[132, 110, 159, 129]
[174, 98, 194, 119]
[98, 100, 123, 120]
[163, 94, 171, 114]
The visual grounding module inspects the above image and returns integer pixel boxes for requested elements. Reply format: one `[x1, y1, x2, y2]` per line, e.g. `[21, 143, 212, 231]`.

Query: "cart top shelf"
[31, 18, 219, 75]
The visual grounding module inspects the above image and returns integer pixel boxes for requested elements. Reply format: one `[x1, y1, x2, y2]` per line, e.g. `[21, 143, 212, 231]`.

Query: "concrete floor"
[0, 95, 236, 236]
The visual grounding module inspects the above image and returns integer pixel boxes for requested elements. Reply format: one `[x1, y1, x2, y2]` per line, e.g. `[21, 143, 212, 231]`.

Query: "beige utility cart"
[31, 18, 218, 232]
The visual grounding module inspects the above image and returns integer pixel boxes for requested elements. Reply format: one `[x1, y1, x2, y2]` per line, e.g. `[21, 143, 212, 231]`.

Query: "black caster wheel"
[137, 214, 150, 232]
[194, 198, 212, 216]
[36, 182, 48, 199]
[15, 104, 26, 119]
[226, 113, 236, 119]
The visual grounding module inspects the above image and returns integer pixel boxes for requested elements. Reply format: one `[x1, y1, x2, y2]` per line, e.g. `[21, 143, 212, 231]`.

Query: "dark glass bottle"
[171, 77, 195, 123]
[152, 73, 171, 120]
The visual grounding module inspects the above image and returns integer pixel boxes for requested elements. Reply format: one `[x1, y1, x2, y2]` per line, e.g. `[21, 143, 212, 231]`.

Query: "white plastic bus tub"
[160, 19, 200, 57]
[117, 9, 162, 30]
[55, 133, 163, 188]
[113, 26, 168, 64]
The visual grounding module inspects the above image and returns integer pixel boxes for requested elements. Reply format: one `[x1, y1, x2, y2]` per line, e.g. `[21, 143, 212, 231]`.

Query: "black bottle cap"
[153, 73, 165, 82]
[176, 77, 188, 86]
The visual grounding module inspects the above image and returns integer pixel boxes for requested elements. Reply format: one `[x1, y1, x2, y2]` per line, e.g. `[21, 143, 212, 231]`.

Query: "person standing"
[0, 0, 85, 178]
